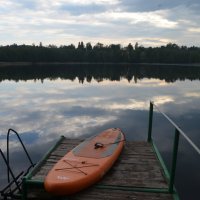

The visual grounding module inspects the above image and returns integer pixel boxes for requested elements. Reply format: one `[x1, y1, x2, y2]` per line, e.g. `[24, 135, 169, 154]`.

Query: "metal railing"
[0, 129, 35, 199]
[6, 129, 34, 182]
[147, 101, 200, 193]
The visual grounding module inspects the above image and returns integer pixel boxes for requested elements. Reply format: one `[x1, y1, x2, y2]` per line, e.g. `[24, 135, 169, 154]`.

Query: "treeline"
[0, 42, 200, 63]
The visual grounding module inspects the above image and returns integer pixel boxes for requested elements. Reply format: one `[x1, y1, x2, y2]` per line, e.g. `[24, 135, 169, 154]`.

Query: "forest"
[0, 42, 200, 63]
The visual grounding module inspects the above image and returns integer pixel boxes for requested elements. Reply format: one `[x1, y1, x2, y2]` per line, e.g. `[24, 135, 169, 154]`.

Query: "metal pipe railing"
[0, 149, 22, 193]
[152, 101, 200, 155]
[147, 102, 153, 142]
[169, 128, 180, 193]
[0, 129, 35, 199]
[147, 101, 200, 194]
[6, 129, 34, 183]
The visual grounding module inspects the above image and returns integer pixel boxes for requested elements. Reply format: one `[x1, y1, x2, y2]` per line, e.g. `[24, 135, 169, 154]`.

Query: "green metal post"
[169, 128, 180, 193]
[147, 101, 154, 142]
[22, 177, 27, 200]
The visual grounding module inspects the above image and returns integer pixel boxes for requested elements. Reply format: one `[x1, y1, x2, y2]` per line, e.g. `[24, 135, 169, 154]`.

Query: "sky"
[0, 0, 200, 47]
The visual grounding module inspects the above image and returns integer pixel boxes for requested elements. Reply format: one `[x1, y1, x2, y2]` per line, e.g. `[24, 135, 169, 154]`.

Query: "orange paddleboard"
[44, 128, 125, 195]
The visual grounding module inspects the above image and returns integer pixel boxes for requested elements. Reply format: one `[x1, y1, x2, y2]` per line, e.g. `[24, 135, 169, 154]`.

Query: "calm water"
[0, 64, 200, 199]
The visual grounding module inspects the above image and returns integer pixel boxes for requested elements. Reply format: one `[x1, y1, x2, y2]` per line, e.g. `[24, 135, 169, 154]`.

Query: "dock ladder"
[0, 129, 35, 200]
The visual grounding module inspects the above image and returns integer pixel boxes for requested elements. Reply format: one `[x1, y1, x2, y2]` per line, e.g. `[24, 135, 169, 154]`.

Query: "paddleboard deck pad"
[44, 128, 125, 195]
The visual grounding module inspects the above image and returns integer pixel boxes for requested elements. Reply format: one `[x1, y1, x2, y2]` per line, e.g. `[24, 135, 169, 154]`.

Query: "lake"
[0, 64, 199, 199]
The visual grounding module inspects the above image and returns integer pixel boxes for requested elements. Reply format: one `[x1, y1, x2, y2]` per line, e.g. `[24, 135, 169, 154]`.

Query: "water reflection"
[0, 64, 200, 83]
[0, 64, 200, 199]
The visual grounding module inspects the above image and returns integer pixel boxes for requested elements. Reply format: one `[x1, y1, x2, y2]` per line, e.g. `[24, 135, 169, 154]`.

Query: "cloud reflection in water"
[0, 75, 200, 199]
[0, 78, 199, 147]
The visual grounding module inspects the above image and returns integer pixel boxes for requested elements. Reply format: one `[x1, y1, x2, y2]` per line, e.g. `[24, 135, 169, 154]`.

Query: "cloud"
[119, 0, 199, 12]
[93, 10, 178, 28]
[152, 95, 174, 105]
[185, 92, 200, 97]
[0, 0, 200, 46]
[188, 28, 200, 33]
[59, 4, 105, 16]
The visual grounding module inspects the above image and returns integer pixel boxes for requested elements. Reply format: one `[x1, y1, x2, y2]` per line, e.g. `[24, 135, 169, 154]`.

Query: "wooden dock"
[22, 137, 177, 200]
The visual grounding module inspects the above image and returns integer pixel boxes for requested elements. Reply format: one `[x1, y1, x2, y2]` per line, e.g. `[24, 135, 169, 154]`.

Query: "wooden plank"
[71, 188, 173, 200]
[97, 143, 168, 188]
[30, 139, 81, 179]
[27, 138, 172, 199]
[27, 187, 173, 200]
[31, 140, 168, 188]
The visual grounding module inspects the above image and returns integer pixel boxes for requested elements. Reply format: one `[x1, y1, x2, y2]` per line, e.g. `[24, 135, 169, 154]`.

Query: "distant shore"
[0, 62, 200, 67]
